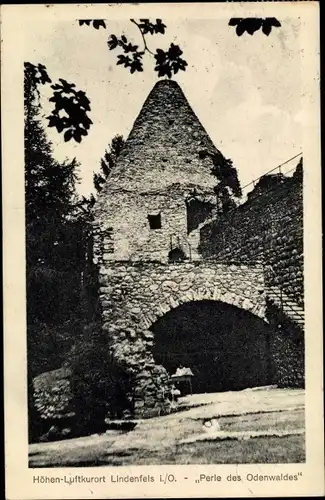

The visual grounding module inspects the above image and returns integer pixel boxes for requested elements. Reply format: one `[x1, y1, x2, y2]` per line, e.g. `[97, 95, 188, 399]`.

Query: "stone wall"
[92, 185, 210, 263]
[271, 329, 305, 388]
[97, 260, 266, 417]
[199, 168, 303, 305]
[266, 301, 305, 387]
[33, 367, 73, 421]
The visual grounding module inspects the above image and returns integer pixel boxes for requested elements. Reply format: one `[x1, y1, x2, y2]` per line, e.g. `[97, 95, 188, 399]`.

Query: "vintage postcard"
[2, 2, 323, 499]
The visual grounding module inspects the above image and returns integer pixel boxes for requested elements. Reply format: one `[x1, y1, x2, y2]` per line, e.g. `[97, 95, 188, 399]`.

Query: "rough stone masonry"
[92, 80, 303, 418]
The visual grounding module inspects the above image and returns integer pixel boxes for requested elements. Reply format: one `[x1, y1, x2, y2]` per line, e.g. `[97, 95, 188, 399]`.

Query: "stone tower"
[93, 79, 223, 263]
[92, 80, 266, 417]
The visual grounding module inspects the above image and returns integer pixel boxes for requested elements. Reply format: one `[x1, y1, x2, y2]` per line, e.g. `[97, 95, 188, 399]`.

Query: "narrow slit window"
[148, 213, 162, 230]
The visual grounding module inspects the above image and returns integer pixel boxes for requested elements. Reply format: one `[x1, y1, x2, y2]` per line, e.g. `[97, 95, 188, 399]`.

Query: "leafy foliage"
[24, 62, 134, 440]
[25, 67, 80, 223]
[107, 33, 139, 52]
[79, 19, 106, 29]
[94, 134, 125, 192]
[24, 93, 81, 303]
[199, 149, 242, 213]
[107, 30, 146, 74]
[47, 79, 93, 143]
[229, 17, 281, 36]
[28, 16, 280, 143]
[137, 18, 166, 35]
[26, 18, 186, 143]
[34, 376, 73, 420]
[212, 157, 242, 213]
[252, 173, 285, 193]
[25, 64, 92, 438]
[115, 52, 144, 74]
[212, 158, 242, 198]
[28, 370, 42, 442]
[67, 334, 135, 429]
[154, 43, 187, 78]
[25, 62, 92, 143]
[106, 18, 188, 78]
[24, 62, 52, 86]
[25, 63, 93, 368]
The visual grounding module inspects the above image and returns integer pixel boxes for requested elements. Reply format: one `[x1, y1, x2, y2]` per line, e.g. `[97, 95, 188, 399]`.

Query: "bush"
[29, 323, 136, 441]
[65, 329, 135, 435]
[27, 319, 85, 377]
[33, 373, 73, 419]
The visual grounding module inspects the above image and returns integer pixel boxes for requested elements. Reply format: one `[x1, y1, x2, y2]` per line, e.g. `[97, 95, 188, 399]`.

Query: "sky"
[23, 15, 303, 196]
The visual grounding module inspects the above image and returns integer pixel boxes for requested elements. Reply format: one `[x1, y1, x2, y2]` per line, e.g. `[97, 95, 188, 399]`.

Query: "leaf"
[74, 130, 82, 143]
[139, 19, 155, 35]
[64, 129, 73, 142]
[154, 44, 187, 79]
[79, 19, 106, 29]
[236, 22, 247, 36]
[39, 68, 52, 85]
[269, 17, 281, 27]
[154, 19, 166, 34]
[167, 43, 182, 60]
[245, 18, 263, 35]
[46, 81, 92, 142]
[107, 34, 118, 50]
[262, 19, 272, 36]
[55, 121, 65, 133]
[93, 20, 106, 30]
[154, 48, 167, 64]
[121, 34, 127, 43]
[116, 54, 131, 67]
[229, 18, 242, 26]
[47, 115, 58, 128]
[124, 42, 138, 53]
[230, 17, 281, 37]
[130, 59, 143, 73]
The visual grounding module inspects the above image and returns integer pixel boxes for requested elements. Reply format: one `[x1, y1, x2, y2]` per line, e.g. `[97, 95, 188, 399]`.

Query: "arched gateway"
[92, 80, 272, 417]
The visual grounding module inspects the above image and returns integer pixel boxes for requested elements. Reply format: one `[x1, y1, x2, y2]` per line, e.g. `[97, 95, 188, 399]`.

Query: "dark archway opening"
[150, 300, 275, 394]
[168, 247, 186, 262]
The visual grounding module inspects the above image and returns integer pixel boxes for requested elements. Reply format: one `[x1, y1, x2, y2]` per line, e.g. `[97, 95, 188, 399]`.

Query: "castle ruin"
[92, 80, 304, 418]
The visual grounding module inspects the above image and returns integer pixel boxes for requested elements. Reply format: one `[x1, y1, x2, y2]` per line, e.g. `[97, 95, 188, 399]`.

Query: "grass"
[29, 435, 305, 467]
[218, 408, 305, 433]
[29, 408, 305, 467]
[29, 432, 122, 468]
[172, 435, 305, 464]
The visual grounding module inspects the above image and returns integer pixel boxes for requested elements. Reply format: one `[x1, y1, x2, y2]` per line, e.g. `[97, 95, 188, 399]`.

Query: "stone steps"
[266, 286, 304, 327]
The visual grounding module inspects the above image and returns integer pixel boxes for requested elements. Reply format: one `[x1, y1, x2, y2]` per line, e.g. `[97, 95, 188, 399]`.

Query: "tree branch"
[130, 19, 155, 56]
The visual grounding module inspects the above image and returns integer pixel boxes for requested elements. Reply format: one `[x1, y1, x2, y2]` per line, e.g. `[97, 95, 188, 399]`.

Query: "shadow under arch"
[149, 299, 275, 394]
[139, 283, 266, 331]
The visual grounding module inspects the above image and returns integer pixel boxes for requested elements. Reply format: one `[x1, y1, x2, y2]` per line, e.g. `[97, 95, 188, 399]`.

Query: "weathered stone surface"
[33, 368, 74, 422]
[92, 259, 269, 417]
[200, 170, 303, 306]
[90, 80, 304, 418]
